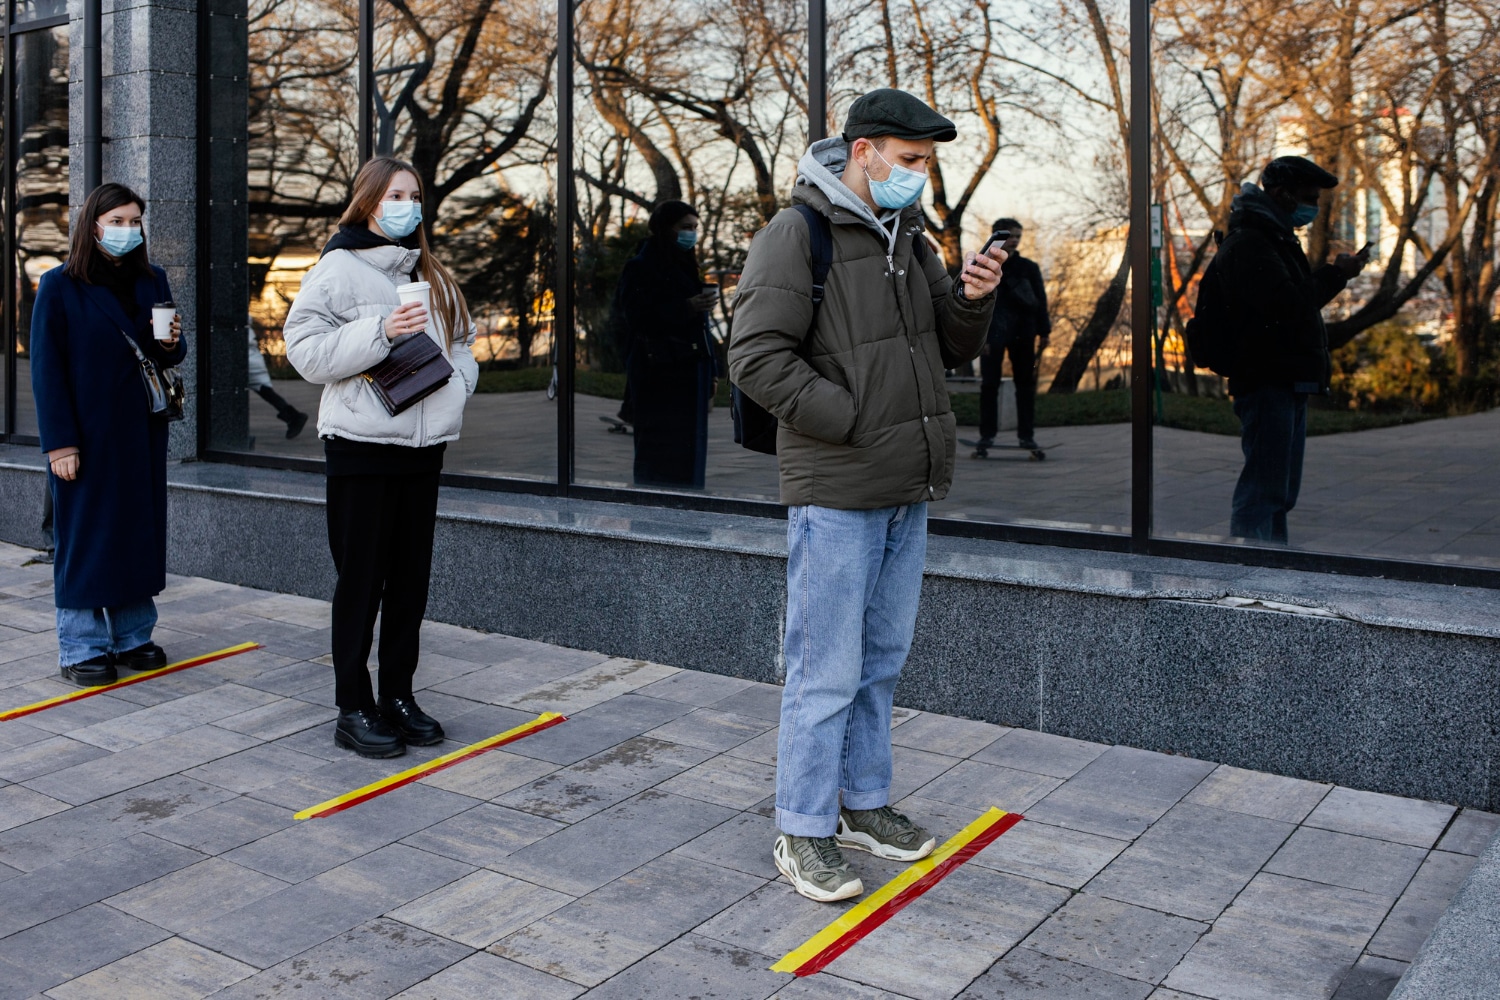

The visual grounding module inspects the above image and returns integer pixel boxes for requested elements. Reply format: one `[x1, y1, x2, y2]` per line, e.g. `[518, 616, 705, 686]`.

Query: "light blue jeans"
[56, 600, 158, 667]
[776, 502, 928, 837]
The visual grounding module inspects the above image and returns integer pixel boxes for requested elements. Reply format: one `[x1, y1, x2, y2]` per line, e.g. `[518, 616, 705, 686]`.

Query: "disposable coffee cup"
[395, 281, 431, 326]
[151, 302, 175, 341]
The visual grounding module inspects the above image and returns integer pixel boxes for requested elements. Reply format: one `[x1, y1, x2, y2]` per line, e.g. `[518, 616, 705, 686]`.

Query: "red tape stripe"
[792, 810, 1023, 976]
[300, 713, 568, 818]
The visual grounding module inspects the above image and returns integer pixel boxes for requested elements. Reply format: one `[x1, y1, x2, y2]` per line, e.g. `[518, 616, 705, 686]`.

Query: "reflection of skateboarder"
[961, 436, 1053, 461]
[249, 326, 308, 439]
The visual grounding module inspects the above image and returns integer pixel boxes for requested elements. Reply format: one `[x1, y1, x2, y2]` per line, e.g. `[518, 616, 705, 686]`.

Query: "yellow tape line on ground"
[294, 711, 568, 820]
[0, 641, 264, 722]
[772, 806, 1023, 977]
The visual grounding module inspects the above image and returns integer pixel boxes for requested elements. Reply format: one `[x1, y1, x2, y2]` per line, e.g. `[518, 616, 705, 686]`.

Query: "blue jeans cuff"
[840, 787, 890, 811]
[777, 806, 839, 838]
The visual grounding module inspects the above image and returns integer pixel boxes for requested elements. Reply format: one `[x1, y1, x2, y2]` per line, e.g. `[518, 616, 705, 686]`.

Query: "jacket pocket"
[840, 363, 860, 442]
[337, 375, 368, 409]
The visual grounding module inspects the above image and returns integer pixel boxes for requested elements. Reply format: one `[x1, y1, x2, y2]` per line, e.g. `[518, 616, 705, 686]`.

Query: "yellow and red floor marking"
[772, 806, 1024, 977]
[0, 641, 264, 722]
[294, 711, 567, 820]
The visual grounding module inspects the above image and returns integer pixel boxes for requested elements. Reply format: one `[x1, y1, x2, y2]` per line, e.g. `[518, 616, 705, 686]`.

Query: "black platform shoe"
[61, 654, 117, 687]
[378, 696, 445, 746]
[117, 643, 168, 672]
[334, 708, 406, 758]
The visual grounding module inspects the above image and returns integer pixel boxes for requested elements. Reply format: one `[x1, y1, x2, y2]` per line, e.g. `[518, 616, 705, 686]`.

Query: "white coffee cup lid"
[396, 281, 430, 293]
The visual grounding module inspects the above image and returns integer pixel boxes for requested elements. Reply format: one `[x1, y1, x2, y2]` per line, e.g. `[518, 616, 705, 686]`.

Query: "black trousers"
[979, 336, 1038, 441]
[326, 471, 440, 712]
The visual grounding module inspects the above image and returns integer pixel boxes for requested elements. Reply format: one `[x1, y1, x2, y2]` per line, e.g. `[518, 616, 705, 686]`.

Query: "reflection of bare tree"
[247, 0, 557, 353]
[570, 0, 806, 363]
[13, 28, 71, 355]
[1152, 0, 1500, 379]
[376, 0, 556, 219]
[248, 0, 362, 302]
[575, 0, 804, 227]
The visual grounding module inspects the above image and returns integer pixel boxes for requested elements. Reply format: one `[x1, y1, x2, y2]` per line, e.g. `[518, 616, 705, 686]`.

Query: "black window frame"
[2, 2, 71, 446]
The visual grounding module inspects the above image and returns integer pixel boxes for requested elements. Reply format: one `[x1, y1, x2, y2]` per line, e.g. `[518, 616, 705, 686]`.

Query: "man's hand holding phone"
[960, 230, 1008, 299]
[1335, 241, 1373, 279]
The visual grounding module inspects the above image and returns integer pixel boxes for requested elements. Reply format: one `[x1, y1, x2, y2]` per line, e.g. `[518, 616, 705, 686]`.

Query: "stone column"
[67, 0, 249, 459]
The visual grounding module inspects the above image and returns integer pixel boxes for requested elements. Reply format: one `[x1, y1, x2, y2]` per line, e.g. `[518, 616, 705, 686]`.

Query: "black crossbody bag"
[112, 327, 185, 423]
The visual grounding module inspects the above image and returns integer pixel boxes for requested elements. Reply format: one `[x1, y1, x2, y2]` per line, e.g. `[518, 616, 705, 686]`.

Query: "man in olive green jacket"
[729, 89, 1004, 902]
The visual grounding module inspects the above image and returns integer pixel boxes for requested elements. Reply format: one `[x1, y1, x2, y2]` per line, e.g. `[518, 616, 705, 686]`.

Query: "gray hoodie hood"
[795, 137, 906, 254]
[1228, 181, 1295, 237]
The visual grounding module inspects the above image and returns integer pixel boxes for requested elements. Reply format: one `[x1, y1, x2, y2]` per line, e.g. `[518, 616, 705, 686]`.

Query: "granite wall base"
[0, 463, 1494, 810]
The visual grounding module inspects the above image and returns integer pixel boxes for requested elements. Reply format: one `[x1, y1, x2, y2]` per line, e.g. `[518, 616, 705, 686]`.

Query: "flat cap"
[842, 89, 957, 143]
[1261, 155, 1339, 190]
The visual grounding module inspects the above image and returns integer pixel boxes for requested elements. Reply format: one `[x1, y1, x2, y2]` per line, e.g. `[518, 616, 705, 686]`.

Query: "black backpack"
[731, 205, 928, 454]
[1183, 236, 1239, 378]
[731, 205, 834, 454]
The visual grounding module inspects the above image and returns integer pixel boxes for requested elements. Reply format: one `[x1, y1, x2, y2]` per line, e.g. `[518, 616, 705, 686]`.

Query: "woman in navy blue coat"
[30, 183, 185, 686]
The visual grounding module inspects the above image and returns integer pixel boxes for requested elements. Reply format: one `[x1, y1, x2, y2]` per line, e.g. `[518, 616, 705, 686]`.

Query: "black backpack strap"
[792, 203, 833, 311]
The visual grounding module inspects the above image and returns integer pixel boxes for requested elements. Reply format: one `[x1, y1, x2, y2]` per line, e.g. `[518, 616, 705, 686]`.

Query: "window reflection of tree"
[374, 0, 558, 368]
[248, 0, 362, 333]
[13, 27, 69, 359]
[572, 0, 808, 371]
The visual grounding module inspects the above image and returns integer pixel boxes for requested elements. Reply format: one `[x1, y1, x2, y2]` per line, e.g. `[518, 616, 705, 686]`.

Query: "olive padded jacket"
[728, 138, 993, 509]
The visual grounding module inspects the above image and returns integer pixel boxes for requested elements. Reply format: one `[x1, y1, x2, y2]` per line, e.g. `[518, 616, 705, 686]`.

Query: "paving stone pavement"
[0, 541, 1493, 1000]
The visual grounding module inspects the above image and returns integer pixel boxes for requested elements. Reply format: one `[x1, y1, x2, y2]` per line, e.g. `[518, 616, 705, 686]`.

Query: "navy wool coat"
[30, 264, 186, 609]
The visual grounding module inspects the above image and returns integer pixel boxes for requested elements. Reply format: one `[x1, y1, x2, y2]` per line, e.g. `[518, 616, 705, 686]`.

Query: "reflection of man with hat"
[1217, 154, 1370, 543]
[729, 89, 1005, 902]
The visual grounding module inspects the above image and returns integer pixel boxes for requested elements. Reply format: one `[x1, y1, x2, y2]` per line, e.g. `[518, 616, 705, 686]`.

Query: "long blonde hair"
[339, 157, 470, 348]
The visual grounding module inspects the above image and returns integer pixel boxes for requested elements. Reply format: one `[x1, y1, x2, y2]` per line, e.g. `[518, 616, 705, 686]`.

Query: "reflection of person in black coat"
[617, 201, 719, 489]
[1218, 156, 1368, 543]
[30, 183, 186, 686]
[979, 219, 1050, 450]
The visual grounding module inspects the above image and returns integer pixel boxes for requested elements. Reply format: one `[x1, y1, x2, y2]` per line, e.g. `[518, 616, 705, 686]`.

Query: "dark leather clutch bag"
[361, 332, 454, 416]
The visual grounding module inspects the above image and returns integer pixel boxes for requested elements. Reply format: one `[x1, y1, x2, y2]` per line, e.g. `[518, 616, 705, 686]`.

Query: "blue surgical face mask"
[97, 224, 143, 257]
[865, 146, 928, 210]
[1290, 203, 1320, 228]
[675, 229, 698, 250]
[379, 200, 422, 239]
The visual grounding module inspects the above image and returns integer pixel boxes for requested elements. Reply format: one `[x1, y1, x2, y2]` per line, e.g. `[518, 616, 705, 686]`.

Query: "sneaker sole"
[334, 730, 407, 759]
[836, 821, 937, 862]
[773, 839, 864, 903]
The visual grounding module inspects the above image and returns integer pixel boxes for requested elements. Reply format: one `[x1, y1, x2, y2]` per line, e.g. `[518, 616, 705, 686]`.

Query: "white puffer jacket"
[283, 244, 478, 447]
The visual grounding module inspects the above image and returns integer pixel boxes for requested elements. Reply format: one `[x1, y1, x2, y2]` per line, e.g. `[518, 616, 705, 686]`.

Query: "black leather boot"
[61, 654, 117, 687]
[378, 696, 445, 746]
[117, 643, 168, 672]
[335, 708, 406, 758]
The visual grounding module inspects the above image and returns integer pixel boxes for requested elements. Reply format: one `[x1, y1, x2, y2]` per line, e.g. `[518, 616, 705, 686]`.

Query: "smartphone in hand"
[980, 230, 1011, 259]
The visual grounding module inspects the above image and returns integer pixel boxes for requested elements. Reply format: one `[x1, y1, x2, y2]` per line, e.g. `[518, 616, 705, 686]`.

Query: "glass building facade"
[5, 0, 1500, 586]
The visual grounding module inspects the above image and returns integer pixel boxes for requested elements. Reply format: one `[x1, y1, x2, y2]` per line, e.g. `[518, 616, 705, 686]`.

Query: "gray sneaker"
[837, 806, 936, 861]
[773, 833, 864, 902]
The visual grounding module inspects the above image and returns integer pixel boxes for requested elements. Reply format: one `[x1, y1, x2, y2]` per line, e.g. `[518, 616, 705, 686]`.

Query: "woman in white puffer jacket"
[284, 155, 478, 759]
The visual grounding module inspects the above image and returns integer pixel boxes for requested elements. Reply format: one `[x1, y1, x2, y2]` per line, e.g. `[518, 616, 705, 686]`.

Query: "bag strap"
[111, 323, 156, 368]
[792, 204, 833, 315]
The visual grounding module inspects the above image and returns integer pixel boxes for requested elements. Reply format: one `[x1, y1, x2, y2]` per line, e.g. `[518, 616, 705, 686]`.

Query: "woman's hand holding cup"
[152, 303, 180, 346]
[385, 301, 428, 341]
